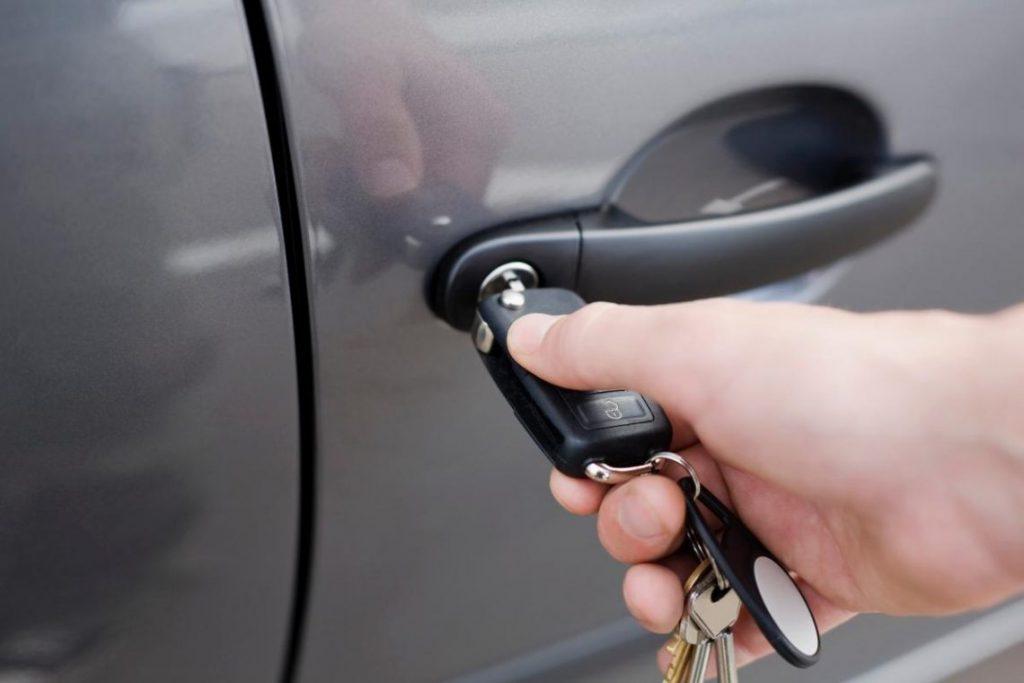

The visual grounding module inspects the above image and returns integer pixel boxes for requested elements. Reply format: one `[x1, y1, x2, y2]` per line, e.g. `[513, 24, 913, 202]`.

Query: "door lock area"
[478, 261, 538, 311]
[472, 261, 538, 353]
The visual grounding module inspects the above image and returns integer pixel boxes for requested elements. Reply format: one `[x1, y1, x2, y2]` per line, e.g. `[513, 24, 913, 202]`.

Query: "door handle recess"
[430, 159, 937, 330]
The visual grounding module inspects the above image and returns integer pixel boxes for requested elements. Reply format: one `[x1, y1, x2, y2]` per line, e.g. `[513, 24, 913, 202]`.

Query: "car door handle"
[577, 158, 936, 304]
[430, 158, 937, 330]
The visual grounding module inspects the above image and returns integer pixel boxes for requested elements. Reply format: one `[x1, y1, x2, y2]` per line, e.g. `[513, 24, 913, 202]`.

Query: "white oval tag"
[753, 556, 819, 656]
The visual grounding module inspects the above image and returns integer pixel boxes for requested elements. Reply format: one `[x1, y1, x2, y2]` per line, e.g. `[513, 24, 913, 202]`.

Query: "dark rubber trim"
[240, 2, 316, 682]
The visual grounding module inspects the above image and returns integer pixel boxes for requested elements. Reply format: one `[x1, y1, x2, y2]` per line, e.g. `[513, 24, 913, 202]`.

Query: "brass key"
[663, 632, 694, 683]
[663, 561, 710, 683]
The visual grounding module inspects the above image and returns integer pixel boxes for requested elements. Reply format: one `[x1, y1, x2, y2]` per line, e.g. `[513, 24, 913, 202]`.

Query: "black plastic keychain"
[680, 477, 822, 667]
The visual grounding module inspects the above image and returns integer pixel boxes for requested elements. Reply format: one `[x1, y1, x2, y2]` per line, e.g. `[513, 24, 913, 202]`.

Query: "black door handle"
[430, 159, 937, 330]
[578, 159, 936, 304]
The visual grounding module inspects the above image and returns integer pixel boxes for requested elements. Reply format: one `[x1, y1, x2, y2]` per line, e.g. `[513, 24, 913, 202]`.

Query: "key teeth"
[663, 633, 694, 683]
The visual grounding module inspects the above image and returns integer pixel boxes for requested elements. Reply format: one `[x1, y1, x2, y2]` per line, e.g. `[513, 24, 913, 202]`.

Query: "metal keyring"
[655, 451, 731, 590]
[647, 451, 701, 500]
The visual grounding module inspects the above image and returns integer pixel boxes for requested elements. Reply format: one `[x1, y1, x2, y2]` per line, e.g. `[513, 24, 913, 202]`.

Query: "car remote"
[473, 286, 672, 478]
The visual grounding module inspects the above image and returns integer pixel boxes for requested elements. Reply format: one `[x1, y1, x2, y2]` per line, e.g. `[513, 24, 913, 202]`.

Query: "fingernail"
[507, 314, 557, 355]
[618, 490, 665, 540]
[363, 158, 418, 197]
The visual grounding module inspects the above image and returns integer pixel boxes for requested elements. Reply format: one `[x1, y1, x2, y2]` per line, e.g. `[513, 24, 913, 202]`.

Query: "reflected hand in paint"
[302, 0, 509, 200]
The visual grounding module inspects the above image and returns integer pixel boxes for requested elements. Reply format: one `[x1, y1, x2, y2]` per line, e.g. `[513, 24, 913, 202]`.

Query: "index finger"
[550, 468, 607, 515]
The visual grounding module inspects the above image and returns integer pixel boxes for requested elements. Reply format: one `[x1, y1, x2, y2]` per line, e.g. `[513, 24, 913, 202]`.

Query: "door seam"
[240, 2, 317, 682]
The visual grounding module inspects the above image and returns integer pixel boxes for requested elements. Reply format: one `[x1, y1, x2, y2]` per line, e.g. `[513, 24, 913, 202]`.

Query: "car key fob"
[473, 287, 672, 478]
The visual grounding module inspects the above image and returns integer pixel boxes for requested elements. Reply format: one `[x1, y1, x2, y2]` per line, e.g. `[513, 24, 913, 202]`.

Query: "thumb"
[506, 300, 732, 417]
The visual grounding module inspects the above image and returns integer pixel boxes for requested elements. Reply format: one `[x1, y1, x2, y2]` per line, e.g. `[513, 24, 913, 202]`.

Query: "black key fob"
[474, 287, 672, 478]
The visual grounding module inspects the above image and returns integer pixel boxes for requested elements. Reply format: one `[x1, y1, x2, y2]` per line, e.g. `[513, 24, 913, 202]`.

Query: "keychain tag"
[680, 479, 821, 667]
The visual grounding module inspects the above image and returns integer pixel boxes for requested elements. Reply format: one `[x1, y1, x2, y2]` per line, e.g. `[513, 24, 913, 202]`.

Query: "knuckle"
[557, 301, 620, 357]
[566, 301, 619, 336]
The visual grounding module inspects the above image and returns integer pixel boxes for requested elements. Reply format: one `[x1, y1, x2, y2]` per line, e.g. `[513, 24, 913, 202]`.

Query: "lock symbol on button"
[602, 399, 624, 420]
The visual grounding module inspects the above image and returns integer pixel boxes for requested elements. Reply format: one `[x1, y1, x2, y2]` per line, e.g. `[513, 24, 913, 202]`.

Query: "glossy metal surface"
[1, 1, 297, 680]
[262, 0, 1024, 681]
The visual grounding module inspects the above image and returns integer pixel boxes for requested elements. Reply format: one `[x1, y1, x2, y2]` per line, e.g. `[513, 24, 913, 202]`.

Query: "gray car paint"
[262, 0, 1024, 681]
[4, 0, 1023, 681]
[1, 1, 297, 680]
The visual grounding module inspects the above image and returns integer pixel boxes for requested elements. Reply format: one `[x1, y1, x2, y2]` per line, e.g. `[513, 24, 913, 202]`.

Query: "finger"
[623, 563, 685, 633]
[546, 445, 721, 517]
[506, 301, 736, 432]
[596, 475, 687, 564]
[507, 304, 674, 391]
[549, 468, 606, 515]
[660, 551, 701, 582]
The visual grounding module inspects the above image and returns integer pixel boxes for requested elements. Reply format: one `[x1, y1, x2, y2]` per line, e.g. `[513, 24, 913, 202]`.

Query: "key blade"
[683, 639, 713, 683]
[715, 630, 740, 683]
[663, 633, 694, 683]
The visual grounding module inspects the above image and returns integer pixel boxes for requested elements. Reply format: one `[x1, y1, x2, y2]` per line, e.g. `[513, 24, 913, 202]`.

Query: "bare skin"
[506, 299, 1024, 672]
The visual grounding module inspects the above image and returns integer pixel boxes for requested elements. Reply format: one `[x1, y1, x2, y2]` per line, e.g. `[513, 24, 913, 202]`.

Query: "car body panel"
[263, 1, 1024, 681]
[0, 1, 298, 680]
[4, 0, 1024, 681]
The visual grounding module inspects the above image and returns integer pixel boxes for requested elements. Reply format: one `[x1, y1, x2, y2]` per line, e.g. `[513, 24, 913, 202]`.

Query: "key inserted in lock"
[472, 264, 672, 477]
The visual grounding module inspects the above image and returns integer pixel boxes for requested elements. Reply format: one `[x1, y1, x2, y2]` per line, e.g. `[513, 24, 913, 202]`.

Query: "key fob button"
[562, 390, 653, 429]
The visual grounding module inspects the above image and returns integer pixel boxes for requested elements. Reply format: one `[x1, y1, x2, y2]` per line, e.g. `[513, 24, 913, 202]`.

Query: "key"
[663, 633, 693, 683]
[716, 630, 739, 683]
[679, 570, 717, 683]
[684, 637, 713, 683]
[664, 561, 712, 683]
[473, 284, 672, 478]
[682, 630, 738, 683]
[686, 569, 742, 683]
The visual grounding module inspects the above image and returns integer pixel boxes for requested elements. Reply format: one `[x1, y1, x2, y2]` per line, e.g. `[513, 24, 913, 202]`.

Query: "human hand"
[507, 298, 1024, 671]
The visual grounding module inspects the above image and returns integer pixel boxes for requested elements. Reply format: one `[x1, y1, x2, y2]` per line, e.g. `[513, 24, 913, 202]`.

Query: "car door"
[256, 1, 1024, 681]
[1, 2, 299, 680]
